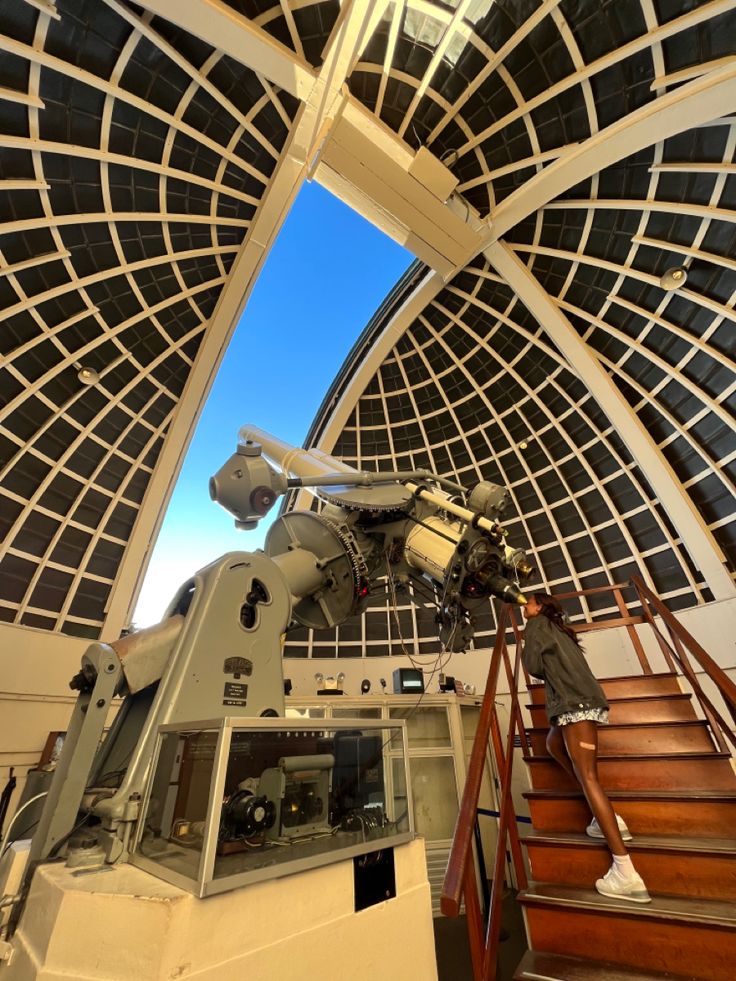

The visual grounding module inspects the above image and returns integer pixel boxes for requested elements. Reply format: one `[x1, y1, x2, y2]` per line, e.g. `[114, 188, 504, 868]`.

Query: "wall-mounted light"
[77, 365, 100, 386]
[659, 266, 688, 291]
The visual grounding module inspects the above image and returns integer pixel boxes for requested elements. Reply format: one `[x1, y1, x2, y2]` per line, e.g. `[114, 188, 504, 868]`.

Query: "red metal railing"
[441, 578, 736, 980]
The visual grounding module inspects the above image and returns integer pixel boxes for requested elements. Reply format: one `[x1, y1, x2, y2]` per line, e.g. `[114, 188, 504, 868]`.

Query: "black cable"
[0, 768, 17, 841]
[400, 511, 461, 547]
[47, 813, 93, 859]
[0, 820, 39, 862]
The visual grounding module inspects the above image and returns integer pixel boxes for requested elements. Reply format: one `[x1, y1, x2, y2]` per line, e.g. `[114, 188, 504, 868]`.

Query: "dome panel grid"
[349, 0, 734, 222]
[0, 0, 301, 635]
[1, 0, 734, 646]
[509, 130, 736, 574]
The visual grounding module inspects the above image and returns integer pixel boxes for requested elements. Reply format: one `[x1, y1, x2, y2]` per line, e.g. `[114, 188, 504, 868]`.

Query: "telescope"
[210, 426, 533, 650]
[0, 427, 533, 946]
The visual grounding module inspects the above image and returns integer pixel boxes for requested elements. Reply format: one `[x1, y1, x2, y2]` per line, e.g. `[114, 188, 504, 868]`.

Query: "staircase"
[441, 578, 736, 981]
[515, 671, 736, 981]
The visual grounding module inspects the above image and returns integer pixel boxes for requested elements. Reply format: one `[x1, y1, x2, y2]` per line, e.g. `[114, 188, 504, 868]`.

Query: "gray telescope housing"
[211, 426, 533, 633]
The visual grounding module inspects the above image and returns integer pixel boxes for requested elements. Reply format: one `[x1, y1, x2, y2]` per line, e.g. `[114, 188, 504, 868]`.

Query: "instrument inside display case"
[133, 717, 412, 897]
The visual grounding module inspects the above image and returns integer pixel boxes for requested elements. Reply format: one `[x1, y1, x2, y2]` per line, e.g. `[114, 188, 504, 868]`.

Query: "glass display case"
[286, 694, 498, 914]
[132, 717, 412, 897]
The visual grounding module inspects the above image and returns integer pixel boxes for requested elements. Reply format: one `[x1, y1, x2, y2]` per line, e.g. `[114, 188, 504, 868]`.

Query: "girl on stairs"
[521, 592, 651, 904]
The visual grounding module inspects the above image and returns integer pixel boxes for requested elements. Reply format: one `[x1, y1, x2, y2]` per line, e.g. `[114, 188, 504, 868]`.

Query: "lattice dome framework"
[0, 0, 734, 659]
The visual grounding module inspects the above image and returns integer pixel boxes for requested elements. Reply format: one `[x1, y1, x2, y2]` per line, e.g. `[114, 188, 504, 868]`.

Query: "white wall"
[0, 622, 89, 827]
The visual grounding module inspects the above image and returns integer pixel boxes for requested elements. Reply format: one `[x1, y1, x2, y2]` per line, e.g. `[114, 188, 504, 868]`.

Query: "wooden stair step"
[524, 788, 736, 839]
[524, 752, 736, 792]
[528, 673, 682, 705]
[526, 693, 698, 727]
[514, 949, 700, 981]
[519, 882, 736, 980]
[526, 721, 716, 756]
[521, 830, 736, 900]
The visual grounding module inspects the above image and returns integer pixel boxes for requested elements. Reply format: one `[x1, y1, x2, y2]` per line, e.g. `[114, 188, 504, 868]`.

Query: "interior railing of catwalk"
[441, 577, 736, 981]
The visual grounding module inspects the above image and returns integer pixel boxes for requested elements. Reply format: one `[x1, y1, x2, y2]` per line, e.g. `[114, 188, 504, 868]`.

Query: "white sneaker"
[586, 813, 632, 841]
[596, 864, 651, 904]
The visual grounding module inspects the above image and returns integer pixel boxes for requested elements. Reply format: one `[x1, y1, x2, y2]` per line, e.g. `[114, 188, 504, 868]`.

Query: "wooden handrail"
[631, 576, 736, 726]
[573, 616, 645, 632]
[634, 586, 736, 751]
[483, 646, 525, 980]
[553, 582, 631, 599]
[441, 604, 510, 918]
[664, 620, 732, 753]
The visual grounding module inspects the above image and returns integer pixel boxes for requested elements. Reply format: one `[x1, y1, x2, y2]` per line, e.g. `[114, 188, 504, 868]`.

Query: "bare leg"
[546, 725, 576, 779]
[561, 720, 627, 855]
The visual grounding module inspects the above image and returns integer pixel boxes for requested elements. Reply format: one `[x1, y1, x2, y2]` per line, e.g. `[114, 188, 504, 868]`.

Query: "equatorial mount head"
[209, 439, 287, 529]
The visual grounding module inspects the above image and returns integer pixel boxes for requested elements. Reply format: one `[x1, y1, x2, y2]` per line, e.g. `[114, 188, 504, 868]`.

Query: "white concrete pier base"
[3, 838, 437, 980]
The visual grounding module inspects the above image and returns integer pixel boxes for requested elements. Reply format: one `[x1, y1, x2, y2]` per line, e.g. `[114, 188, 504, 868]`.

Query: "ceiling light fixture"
[77, 365, 100, 386]
[659, 266, 688, 291]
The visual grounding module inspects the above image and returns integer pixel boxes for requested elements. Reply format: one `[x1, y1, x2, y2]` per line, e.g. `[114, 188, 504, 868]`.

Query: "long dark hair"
[532, 592, 584, 651]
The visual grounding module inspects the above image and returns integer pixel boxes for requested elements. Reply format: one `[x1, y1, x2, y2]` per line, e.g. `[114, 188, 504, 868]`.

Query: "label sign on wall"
[224, 682, 248, 706]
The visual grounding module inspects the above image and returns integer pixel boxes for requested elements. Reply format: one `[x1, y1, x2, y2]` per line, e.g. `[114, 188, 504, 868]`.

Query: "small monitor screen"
[393, 669, 425, 694]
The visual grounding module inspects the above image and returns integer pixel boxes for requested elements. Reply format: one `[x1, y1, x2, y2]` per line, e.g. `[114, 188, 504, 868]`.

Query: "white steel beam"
[455, 0, 736, 160]
[651, 56, 734, 91]
[541, 198, 736, 225]
[486, 240, 735, 600]
[376, 0, 405, 120]
[631, 232, 736, 273]
[138, 0, 316, 100]
[103, 0, 390, 635]
[456, 145, 577, 194]
[487, 57, 736, 243]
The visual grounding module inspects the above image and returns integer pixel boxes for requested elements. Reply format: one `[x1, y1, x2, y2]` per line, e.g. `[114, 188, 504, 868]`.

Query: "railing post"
[482, 641, 527, 980]
[614, 586, 651, 673]
[632, 576, 736, 730]
[473, 817, 491, 918]
[509, 612, 532, 757]
[663, 622, 729, 753]
[463, 860, 485, 981]
[635, 589, 679, 674]
[442, 604, 509, 917]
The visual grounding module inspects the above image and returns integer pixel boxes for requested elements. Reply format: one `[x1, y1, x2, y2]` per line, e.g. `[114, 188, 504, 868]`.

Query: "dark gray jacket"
[522, 615, 608, 721]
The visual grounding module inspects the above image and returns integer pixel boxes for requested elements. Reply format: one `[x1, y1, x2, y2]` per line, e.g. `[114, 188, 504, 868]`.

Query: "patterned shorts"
[551, 708, 610, 727]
